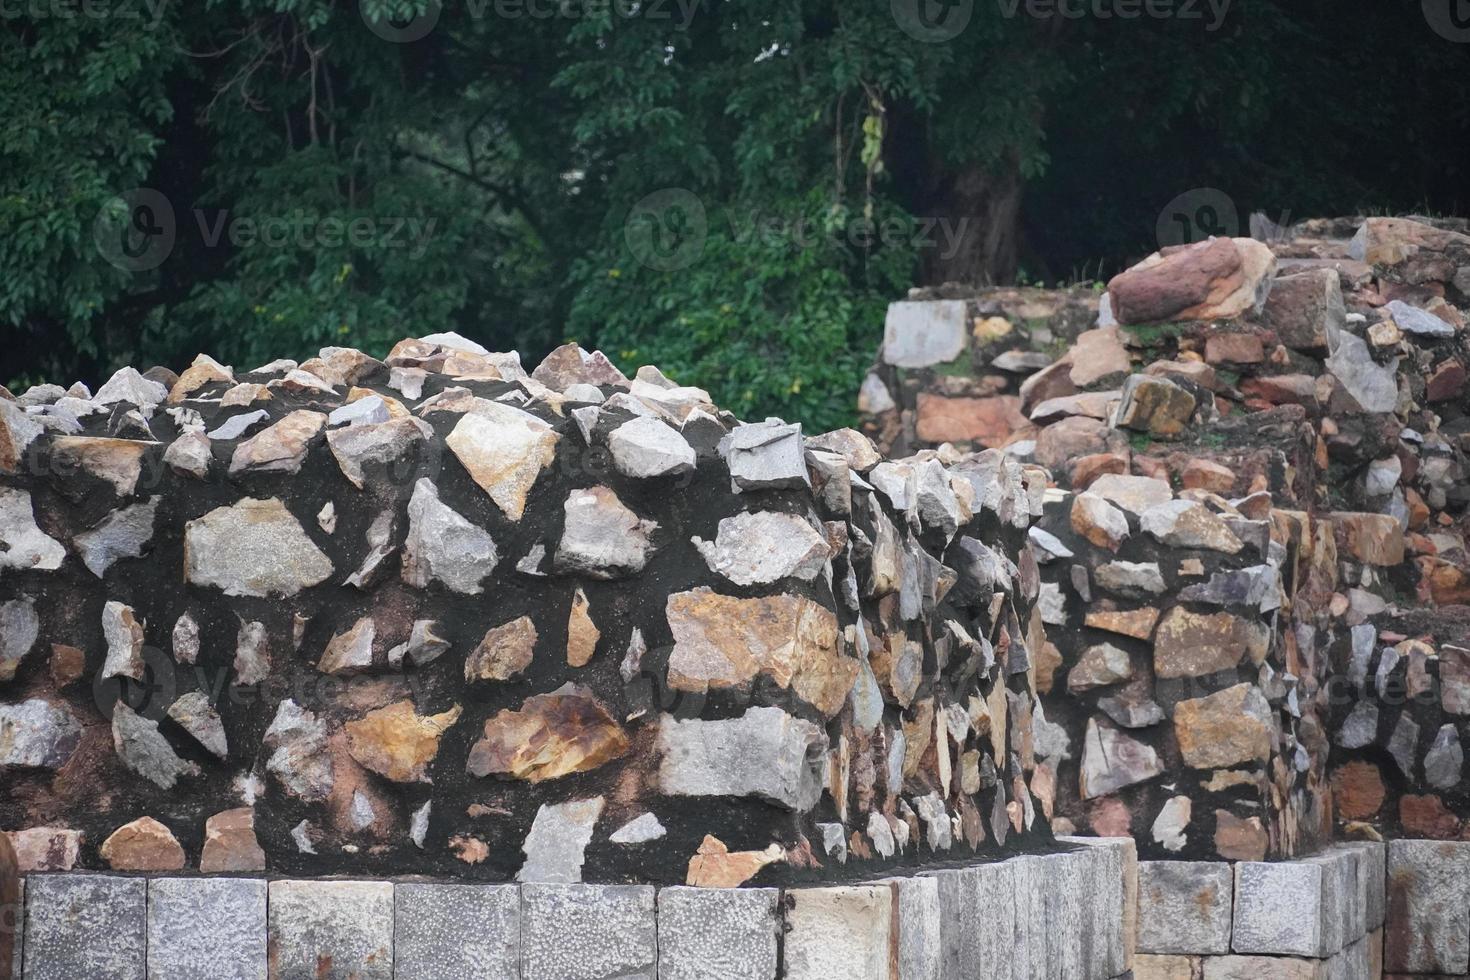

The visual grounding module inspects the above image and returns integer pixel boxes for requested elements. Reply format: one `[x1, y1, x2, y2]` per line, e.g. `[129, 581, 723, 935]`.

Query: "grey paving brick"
[148, 877, 266, 980]
[1231, 861, 1323, 958]
[393, 882, 519, 980]
[877, 876, 940, 980]
[267, 879, 393, 980]
[521, 883, 655, 980]
[22, 874, 146, 980]
[656, 885, 778, 980]
[1384, 839, 1470, 973]
[1137, 862, 1232, 955]
[783, 885, 890, 980]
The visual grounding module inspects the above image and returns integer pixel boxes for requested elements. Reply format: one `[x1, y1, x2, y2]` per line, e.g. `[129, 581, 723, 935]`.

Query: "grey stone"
[94, 366, 167, 406]
[147, 877, 266, 980]
[206, 409, 268, 440]
[783, 885, 891, 980]
[1040, 851, 1088, 979]
[1364, 455, 1402, 496]
[325, 417, 426, 489]
[1232, 861, 1323, 957]
[1028, 526, 1074, 563]
[923, 867, 977, 979]
[1334, 701, 1378, 749]
[1067, 642, 1134, 692]
[267, 880, 392, 980]
[1387, 299, 1457, 337]
[882, 300, 968, 367]
[655, 707, 827, 811]
[1386, 711, 1420, 779]
[518, 797, 604, 884]
[974, 858, 1021, 975]
[1089, 474, 1174, 516]
[723, 420, 809, 491]
[233, 619, 270, 685]
[1038, 581, 1067, 625]
[554, 485, 657, 579]
[1098, 682, 1167, 729]
[1136, 861, 1232, 954]
[0, 489, 65, 575]
[112, 702, 201, 789]
[444, 404, 559, 521]
[878, 875, 940, 980]
[184, 497, 332, 597]
[328, 394, 389, 426]
[401, 478, 499, 594]
[1140, 499, 1243, 553]
[1201, 955, 1323, 980]
[22, 874, 146, 980]
[0, 698, 80, 769]
[167, 691, 228, 759]
[1385, 839, 1470, 973]
[1010, 855, 1049, 980]
[1305, 848, 1358, 958]
[521, 884, 656, 980]
[1059, 836, 1131, 977]
[1080, 717, 1163, 798]
[1425, 722, 1463, 789]
[393, 882, 520, 980]
[263, 699, 334, 802]
[1324, 933, 1372, 980]
[1342, 841, 1385, 932]
[656, 886, 779, 980]
[608, 416, 696, 478]
[101, 599, 144, 681]
[1177, 564, 1281, 612]
[1325, 330, 1399, 412]
[72, 499, 158, 576]
[0, 598, 40, 682]
[692, 511, 828, 585]
[609, 812, 666, 844]
[1149, 796, 1192, 853]
[1095, 560, 1166, 597]
[8, 878, 21, 979]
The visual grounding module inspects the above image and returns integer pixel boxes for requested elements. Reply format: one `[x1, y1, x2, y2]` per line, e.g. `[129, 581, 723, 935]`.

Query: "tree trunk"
[919, 158, 1024, 287]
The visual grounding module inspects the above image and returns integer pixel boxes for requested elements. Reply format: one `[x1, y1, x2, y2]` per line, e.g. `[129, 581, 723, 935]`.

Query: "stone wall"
[858, 216, 1470, 863]
[0, 334, 1052, 887]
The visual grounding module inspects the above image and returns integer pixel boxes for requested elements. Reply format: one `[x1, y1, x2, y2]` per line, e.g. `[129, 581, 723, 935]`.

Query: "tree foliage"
[3, 0, 1468, 429]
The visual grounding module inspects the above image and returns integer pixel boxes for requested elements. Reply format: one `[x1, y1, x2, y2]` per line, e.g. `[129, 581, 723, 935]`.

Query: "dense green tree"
[3, 0, 1468, 429]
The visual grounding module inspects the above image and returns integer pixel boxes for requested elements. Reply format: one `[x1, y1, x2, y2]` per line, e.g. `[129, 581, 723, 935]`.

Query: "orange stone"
[467, 685, 629, 783]
[685, 834, 785, 888]
[914, 393, 1028, 447]
[1401, 794, 1461, 839]
[1332, 761, 1386, 820]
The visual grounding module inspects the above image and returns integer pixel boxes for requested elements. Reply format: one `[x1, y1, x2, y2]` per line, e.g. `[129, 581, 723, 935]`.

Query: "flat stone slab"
[1385, 839, 1470, 973]
[782, 885, 891, 980]
[1231, 861, 1323, 957]
[267, 880, 393, 980]
[521, 883, 656, 980]
[22, 874, 146, 980]
[148, 877, 266, 980]
[7, 879, 22, 979]
[394, 882, 519, 979]
[1200, 954, 1324, 980]
[1137, 861, 1232, 955]
[1060, 837, 1130, 976]
[656, 885, 779, 980]
[880, 875, 940, 980]
[1038, 851, 1088, 978]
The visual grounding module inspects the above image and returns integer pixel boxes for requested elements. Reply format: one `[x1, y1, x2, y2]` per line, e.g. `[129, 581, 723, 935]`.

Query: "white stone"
[184, 497, 332, 597]
[0, 487, 65, 574]
[608, 415, 696, 477]
[882, 300, 968, 367]
[519, 797, 605, 884]
[692, 511, 828, 585]
[401, 478, 499, 594]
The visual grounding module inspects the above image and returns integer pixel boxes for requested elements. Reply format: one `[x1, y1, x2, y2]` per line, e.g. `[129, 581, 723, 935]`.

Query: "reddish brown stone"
[99, 816, 185, 871]
[914, 393, 1028, 447]
[1213, 810, 1268, 861]
[1108, 238, 1274, 325]
[1088, 795, 1133, 837]
[1427, 359, 1466, 402]
[1332, 760, 1386, 819]
[467, 685, 629, 783]
[1070, 452, 1129, 490]
[1400, 794, 1461, 839]
[1204, 333, 1265, 365]
[1181, 459, 1235, 494]
[49, 643, 86, 688]
[200, 807, 266, 872]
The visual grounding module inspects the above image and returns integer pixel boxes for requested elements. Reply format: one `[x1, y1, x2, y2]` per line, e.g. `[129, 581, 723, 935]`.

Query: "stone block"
[1384, 839, 1470, 973]
[1137, 861, 1232, 955]
[1339, 841, 1385, 932]
[883, 301, 968, 368]
[22, 874, 146, 980]
[1039, 851, 1089, 979]
[1010, 855, 1049, 980]
[1231, 861, 1323, 957]
[656, 885, 778, 980]
[1304, 848, 1357, 956]
[393, 882, 519, 980]
[147, 877, 266, 980]
[1060, 836, 1130, 975]
[1202, 955, 1325, 980]
[783, 885, 890, 980]
[1132, 954, 1200, 979]
[1323, 931, 1372, 980]
[6, 879, 21, 979]
[521, 883, 656, 980]
[877, 875, 940, 980]
[973, 858, 1020, 978]
[924, 866, 976, 979]
[266, 880, 393, 980]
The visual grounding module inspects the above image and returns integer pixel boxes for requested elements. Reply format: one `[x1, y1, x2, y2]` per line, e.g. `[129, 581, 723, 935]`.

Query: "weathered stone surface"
[345, 700, 461, 783]
[95, 366, 168, 407]
[184, 497, 332, 597]
[554, 485, 657, 578]
[5, 827, 82, 872]
[147, 877, 267, 980]
[466, 615, 538, 682]
[1067, 642, 1134, 692]
[1174, 683, 1274, 768]
[1425, 723, 1464, 790]
[684, 834, 785, 888]
[656, 706, 827, 811]
[1140, 499, 1243, 553]
[22, 874, 146, 980]
[0, 698, 80, 769]
[519, 797, 605, 884]
[1095, 560, 1166, 597]
[318, 616, 374, 675]
[609, 812, 665, 844]
[692, 511, 828, 586]
[263, 699, 334, 803]
[1080, 717, 1163, 798]
[200, 807, 265, 873]
[1200, 955, 1321, 980]
[49, 436, 155, 495]
[1326, 329, 1399, 412]
[1071, 492, 1129, 551]
[401, 477, 499, 594]
[1137, 861, 1232, 954]
[1134, 954, 1201, 980]
[394, 882, 520, 980]
[0, 597, 40, 681]
[1154, 607, 1269, 679]
[1387, 298, 1457, 337]
[99, 816, 184, 871]
[267, 880, 393, 980]
[882, 300, 968, 367]
[0, 399, 45, 473]
[227, 409, 324, 474]
[1232, 860, 1323, 957]
[723, 420, 809, 491]
[73, 499, 158, 576]
[0, 488, 65, 575]
[521, 883, 656, 980]
[1109, 237, 1275, 324]
[1330, 511, 1405, 566]
[533, 342, 629, 389]
[447, 404, 560, 520]
[1113, 374, 1197, 437]
[1261, 267, 1344, 351]
[100, 599, 145, 681]
[468, 684, 629, 782]
[608, 416, 697, 478]
[915, 393, 1027, 446]
[657, 886, 779, 980]
[783, 885, 891, 980]
[325, 417, 426, 488]
[664, 588, 852, 717]
[1385, 839, 1470, 973]
[113, 702, 201, 789]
